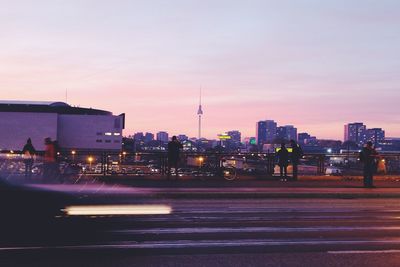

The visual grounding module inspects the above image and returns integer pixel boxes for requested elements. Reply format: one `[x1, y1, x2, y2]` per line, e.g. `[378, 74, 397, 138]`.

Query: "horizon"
[1, 1, 399, 140]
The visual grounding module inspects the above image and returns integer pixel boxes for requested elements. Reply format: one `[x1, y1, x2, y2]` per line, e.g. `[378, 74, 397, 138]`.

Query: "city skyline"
[1, 1, 400, 140]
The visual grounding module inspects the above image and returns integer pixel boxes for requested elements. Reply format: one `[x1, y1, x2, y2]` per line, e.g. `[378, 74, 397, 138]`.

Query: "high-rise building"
[227, 130, 241, 143]
[156, 131, 169, 142]
[144, 132, 154, 143]
[276, 125, 297, 142]
[133, 132, 144, 141]
[344, 123, 367, 147]
[265, 120, 277, 143]
[256, 121, 267, 146]
[367, 128, 385, 147]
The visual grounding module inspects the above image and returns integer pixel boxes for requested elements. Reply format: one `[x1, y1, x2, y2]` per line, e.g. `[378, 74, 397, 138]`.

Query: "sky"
[1, 0, 399, 140]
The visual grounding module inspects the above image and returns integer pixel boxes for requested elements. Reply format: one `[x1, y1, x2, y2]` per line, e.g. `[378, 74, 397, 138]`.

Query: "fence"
[1, 150, 400, 182]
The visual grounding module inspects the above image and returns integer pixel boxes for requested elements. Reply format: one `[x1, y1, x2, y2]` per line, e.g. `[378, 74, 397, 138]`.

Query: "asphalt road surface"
[3, 188, 400, 267]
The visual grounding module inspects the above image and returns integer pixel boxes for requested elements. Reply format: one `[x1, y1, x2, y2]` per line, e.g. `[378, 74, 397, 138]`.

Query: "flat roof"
[0, 100, 112, 115]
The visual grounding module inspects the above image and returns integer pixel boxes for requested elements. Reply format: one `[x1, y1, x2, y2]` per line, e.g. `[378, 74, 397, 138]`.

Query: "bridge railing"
[1, 150, 399, 182]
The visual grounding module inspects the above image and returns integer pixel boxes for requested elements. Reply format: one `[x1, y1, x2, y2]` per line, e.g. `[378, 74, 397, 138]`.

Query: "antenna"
[65, 88, 68, 103]
[197, 87, 203, 139]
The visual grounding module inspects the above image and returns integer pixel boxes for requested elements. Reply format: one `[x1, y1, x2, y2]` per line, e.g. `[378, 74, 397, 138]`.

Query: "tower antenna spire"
[197, 87, 203, 140]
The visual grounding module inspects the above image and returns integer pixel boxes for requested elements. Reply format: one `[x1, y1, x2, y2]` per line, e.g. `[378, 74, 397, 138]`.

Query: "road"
[3, 185, 400, 267]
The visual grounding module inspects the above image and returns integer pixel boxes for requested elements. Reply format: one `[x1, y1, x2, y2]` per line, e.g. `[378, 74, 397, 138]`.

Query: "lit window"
[105, 132, 112, 136]
[114, 133, 121, 136]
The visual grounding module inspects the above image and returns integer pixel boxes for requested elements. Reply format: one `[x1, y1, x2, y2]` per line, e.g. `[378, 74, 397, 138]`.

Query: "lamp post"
[88, 156, 94, 171]
[71, 150, 76, 162]
[122, 151, 127, 163]
[198, 156, 204, 169]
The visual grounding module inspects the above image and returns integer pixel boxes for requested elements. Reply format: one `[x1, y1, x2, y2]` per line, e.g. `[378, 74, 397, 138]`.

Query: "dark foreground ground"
[3, 177, 400, 266]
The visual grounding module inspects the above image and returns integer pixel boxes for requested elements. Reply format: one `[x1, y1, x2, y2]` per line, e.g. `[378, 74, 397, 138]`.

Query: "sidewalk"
[29, 176, 400, 199]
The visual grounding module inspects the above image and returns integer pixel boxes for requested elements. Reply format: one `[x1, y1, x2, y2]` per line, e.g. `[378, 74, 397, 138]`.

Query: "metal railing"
[1, 150, 400, 183]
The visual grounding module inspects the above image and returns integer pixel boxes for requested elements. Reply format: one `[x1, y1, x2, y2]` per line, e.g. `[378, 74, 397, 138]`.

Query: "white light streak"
[64, 205, 172, 216]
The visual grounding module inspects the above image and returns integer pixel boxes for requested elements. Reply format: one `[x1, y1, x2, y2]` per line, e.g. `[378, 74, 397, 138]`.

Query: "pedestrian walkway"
[30, 180, 400, 199]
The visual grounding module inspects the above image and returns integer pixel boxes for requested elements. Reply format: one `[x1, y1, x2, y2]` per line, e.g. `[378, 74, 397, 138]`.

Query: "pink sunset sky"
[1, 1, 399, 140]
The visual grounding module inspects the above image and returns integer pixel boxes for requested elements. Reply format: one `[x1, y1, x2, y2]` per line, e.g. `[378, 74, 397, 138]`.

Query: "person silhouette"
[167, 136, 183, 179]
[359, 141, 378, 188]
[277, 143, 289, 181]
[22, 138, 36, 180]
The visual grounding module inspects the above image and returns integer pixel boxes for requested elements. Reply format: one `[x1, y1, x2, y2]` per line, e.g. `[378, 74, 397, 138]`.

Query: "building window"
[114, 133, 121, 136]
[96, 132, 103, 136]
[105, 132, 112, 136]
[96, 139, 103, 143]
[105, 140, 111, 143]
[114, 140, 120, 143]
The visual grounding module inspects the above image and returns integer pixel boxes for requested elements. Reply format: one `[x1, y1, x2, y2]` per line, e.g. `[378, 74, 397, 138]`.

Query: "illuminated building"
[367, 128, 385, 147]
[344, 123, 368, 147]
[0, 101, 124, 151]
[227, 130, 241, 143]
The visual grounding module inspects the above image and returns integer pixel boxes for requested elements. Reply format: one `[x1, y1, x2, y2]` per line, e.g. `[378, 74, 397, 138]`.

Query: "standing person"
[290, 140, 303, 181]
[277, 143, 289, 181]
[359, 141, 378, 188]
[43, 137, 56, 182]
[22, 138, 36, 180]
[167, 136, 183, 179]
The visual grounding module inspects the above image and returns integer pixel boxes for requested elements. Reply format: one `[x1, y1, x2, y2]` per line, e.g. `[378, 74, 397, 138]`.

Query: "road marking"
[328, 250, 400, 254]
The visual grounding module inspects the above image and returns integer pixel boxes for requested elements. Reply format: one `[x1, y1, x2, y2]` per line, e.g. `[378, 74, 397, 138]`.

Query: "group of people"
[21, 137, 60, 181]
[276, 140, 303, 181]
[21, 135, 382, 188]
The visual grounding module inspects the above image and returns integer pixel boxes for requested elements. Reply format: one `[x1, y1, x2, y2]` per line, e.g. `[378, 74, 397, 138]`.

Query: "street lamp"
[88, 156, 94, 170]
[71, 150, 76, 162]
[122, 151, 127, 163]
[198, 156, 204, 168]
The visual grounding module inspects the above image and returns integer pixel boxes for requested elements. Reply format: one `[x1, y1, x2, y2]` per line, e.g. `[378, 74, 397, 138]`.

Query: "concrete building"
[227, 130, 241, 143]
[0, 101, 124, 151]
[256, 120, 277, 146]
[133, 132, 144, 141]
[156, 131, 169, 143]
[265, 120, 277, 143]
[256, 121, 267, 146]
[367, 128, 385, 147]
[344, 123, 368, 147]
[144, 132, 154, 143]
[276, 125, 297, 142]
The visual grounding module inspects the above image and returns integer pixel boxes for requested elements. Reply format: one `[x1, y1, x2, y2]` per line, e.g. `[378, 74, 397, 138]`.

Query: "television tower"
[197, 88, 203, 140]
